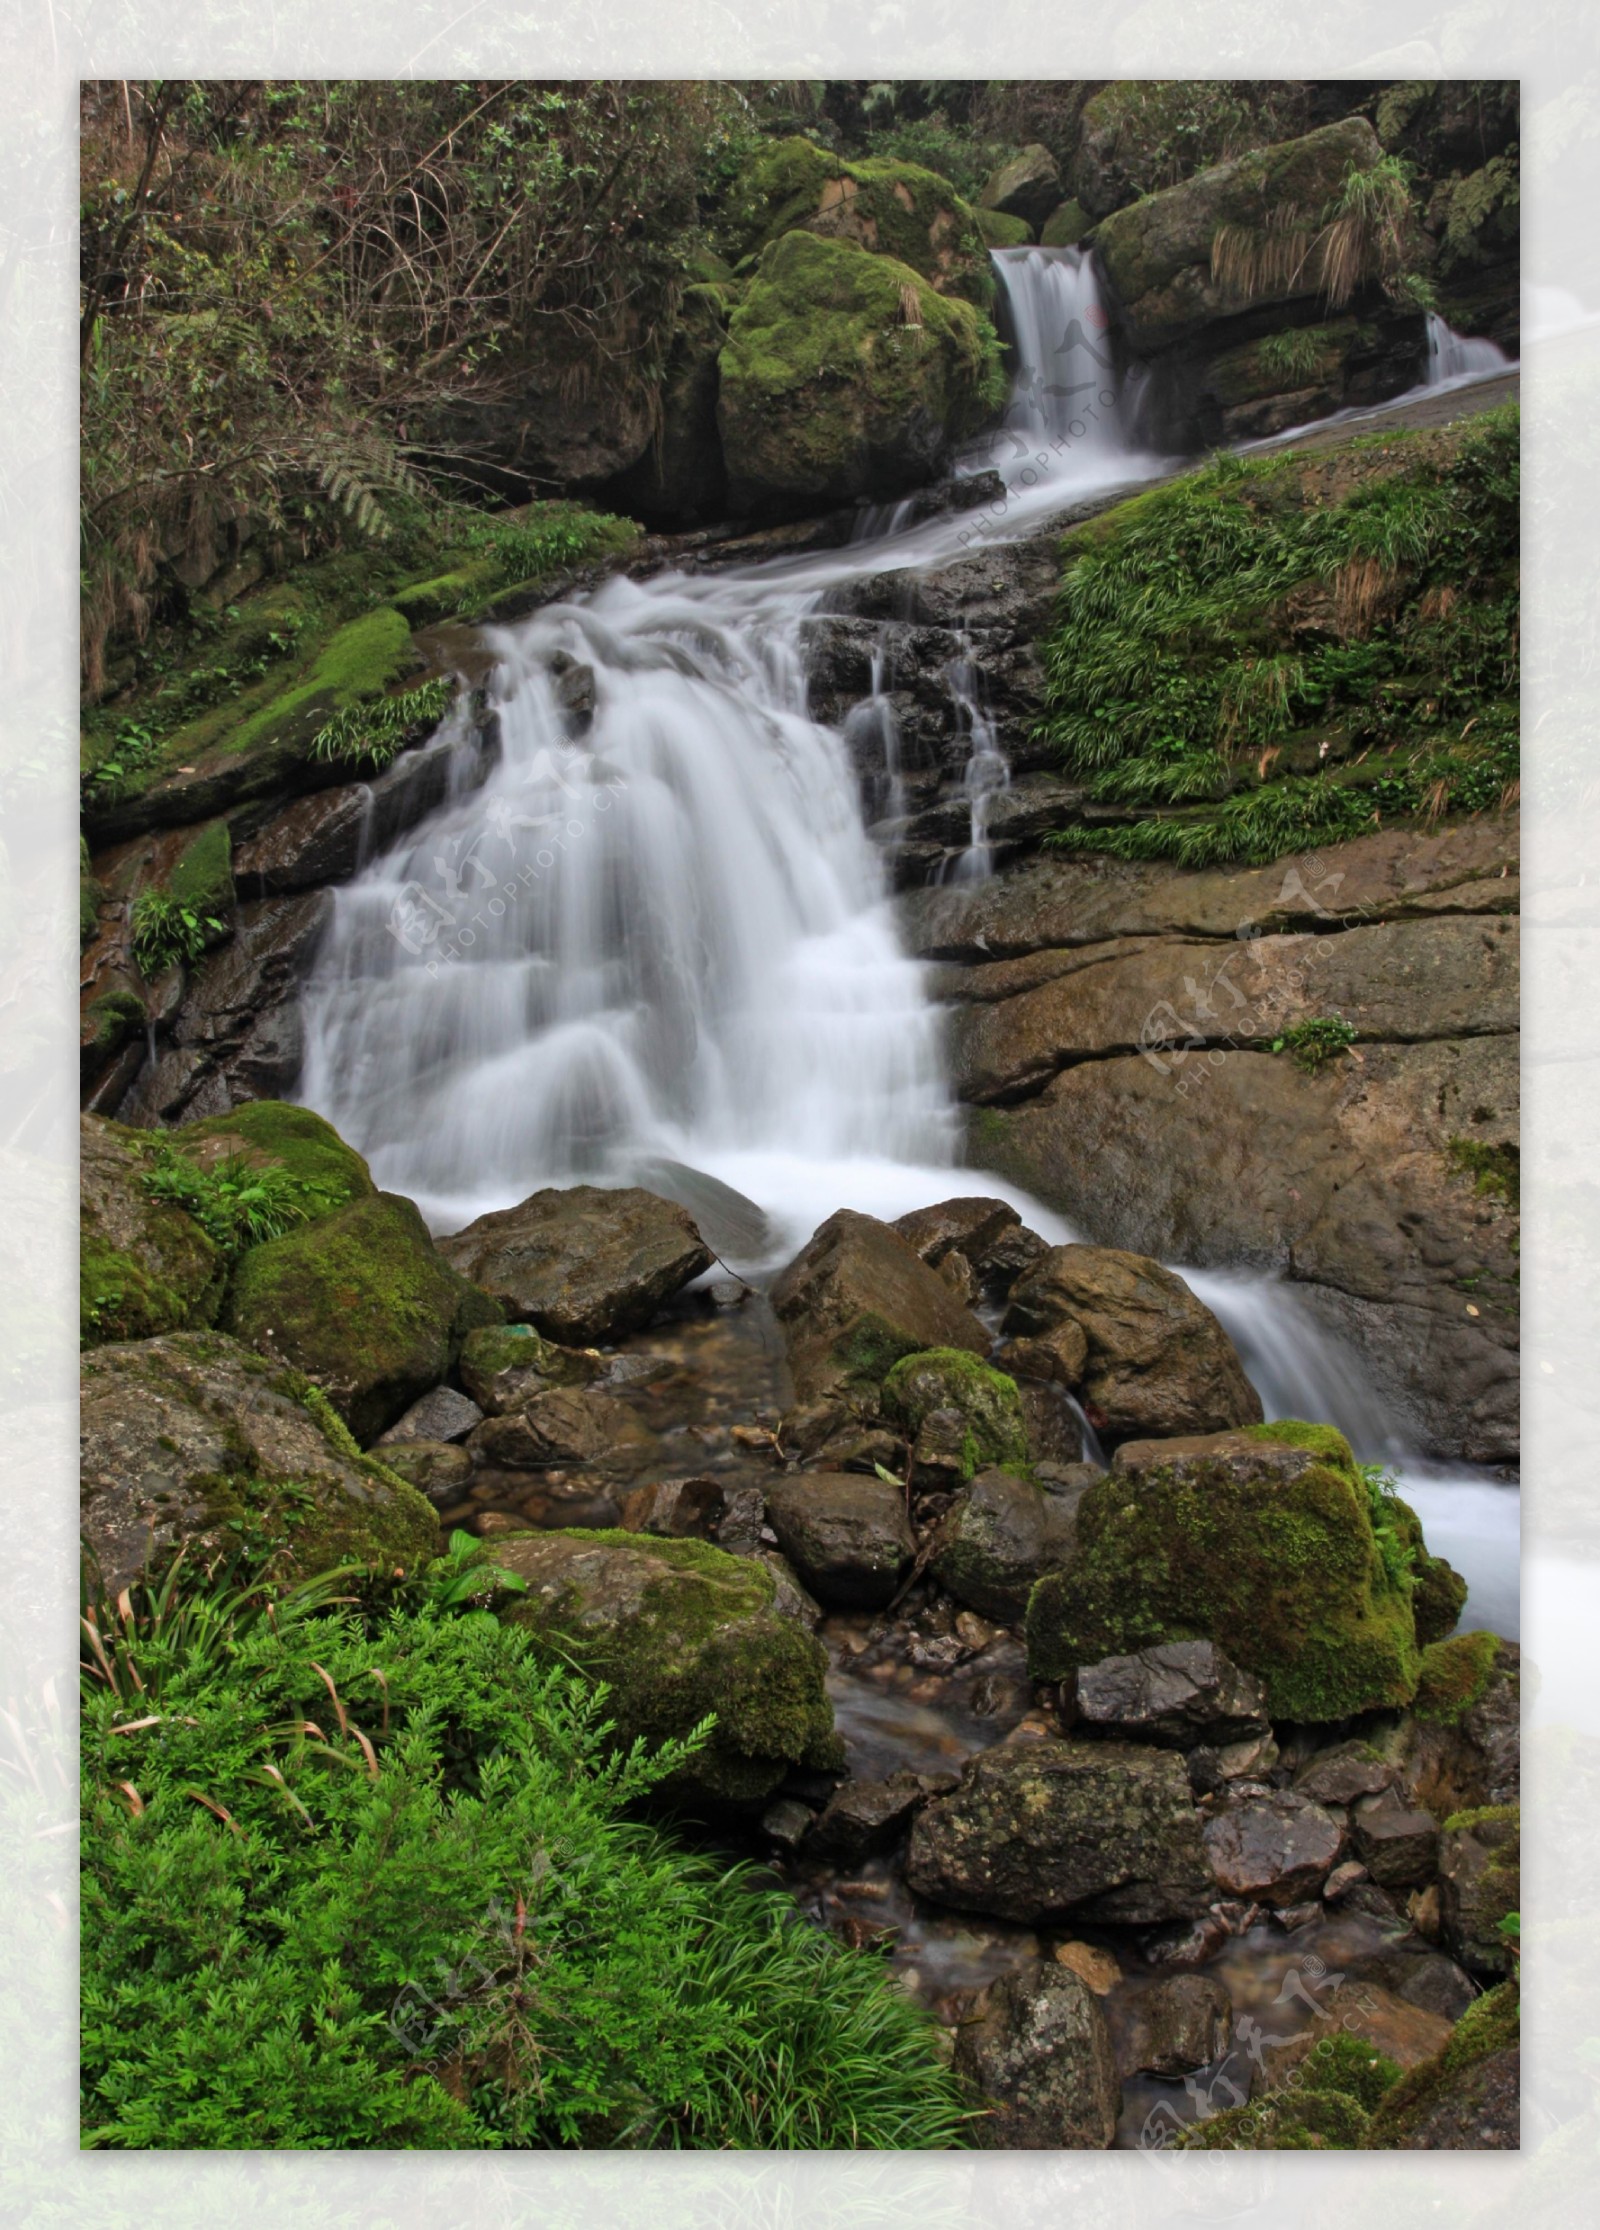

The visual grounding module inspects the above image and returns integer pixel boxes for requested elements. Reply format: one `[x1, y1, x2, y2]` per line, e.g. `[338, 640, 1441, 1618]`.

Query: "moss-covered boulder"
[1386, 1496, 1469, 1646]
[80, 1114, 227, 1347]
[1040, 199, 1092, 249]
[175, 1099, 376, 1210]
[223, 1191, 501, 1442]
[1093, 117, 1385, 354]
[457, 1321, 602, 1413]
[975, 207, 1033, 249]
[882, 1347, 1029, 1479]
[1438, 1803, 1519, 1974]
[931, 1467, 1085, 1624]
[718, 233, 1005, 519]
[1394, 1633, 1520, 1819]
[980, 145, 1062, 230]
[724, 136, 995, 306]
[1366, 1979, 1519, 2147]
[80, 1329, 438, 1590]
[1025, 1422, 1422, 1721]
[495, 1528, 840, 1805]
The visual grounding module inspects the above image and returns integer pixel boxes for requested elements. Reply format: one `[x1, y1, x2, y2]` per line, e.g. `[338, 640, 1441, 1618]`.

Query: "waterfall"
[1424, 310, 1511, 387]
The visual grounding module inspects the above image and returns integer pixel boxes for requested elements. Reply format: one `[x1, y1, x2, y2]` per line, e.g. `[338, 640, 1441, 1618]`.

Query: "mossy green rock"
[724, 135, 994, 306]
[1025, 1422, 1421, 1721]
[882, 1347, 1029, 1479]
[1388, 1496, 1470, 1646]
[457, 1321, 602, 1413]
[980, 144, 1062, 230]
[930, 1467, 1086, 1624]
[496, 1528, 840, 1805]
[975, 207, 1033, 249]
[718, 232, 1005, 518]
[1094, 117, 1384, 352]
[80, 1329, 438, 1591]
[1039, 199, 1092, 249]
[175, 1099, 376, 1212]
[165, 818, 235, 920]
[1413, 1629, 1506, 1723]
[1366, 1978, 1519, 2147]
[223, 1190, 501, 1442]
[80, 1113, 226, 1347]
[1438, 1803, 1519, 1974]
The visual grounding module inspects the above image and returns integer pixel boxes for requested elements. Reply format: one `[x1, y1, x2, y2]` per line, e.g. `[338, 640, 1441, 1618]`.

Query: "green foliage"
[129, 887, 222, 975]
[1041, 405, 1519, 867]
[80, 1556, 966, 2150]
[1081, 80, 1310, 201]
[1257, 328, 1325, 384]
[139, 1140, 337, 1255]
[422, 1528, 531, 1612]
[1358, 1461, 1418, 1598]
[310, 677, 455, 770]
[1271, 1015, 1358, 1073]
[1446, 1136, 1519, 1210]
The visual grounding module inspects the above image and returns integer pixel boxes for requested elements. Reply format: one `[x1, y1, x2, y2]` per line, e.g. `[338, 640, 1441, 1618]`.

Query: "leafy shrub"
[139, 1141, 339, 1253]
[80, 1552, 968, 2151]
[129, 888, 223, 976]
[1271, 1015, 1358, 1073]
[1258, 328, 1325, 385]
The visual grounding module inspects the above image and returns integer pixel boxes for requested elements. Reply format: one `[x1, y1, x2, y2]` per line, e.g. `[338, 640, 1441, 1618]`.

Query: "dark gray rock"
[380, 1439, 474, 1508]
[953, 1960, 1119, 2149]
[907, 1739, 1215, 1925]
[931, 1466, 1085, 1624]
[1073, 1641, 1270, 1749]
[439, 1184, 713, 1344]
[376, 1385, 484, 1447]
[1351, 1787, 1441, 1889]
[808, 1772, 925, 1865]
[1202, 1788, 1345, 1907]
[1294, 1738, 1398, 1808]
[233, 786, 371, 898]
[1122, 1972, 1234, 2077]
[764, 1473, 915, 1610]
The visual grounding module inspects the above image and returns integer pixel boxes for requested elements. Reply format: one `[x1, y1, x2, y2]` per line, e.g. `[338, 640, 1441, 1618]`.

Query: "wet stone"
[1202, 1787, 1345, 1907]
[808, 1772, 925, 1866]
[1121, 1972, 1234, 2077]
[376, 1385, 483, 1447]
[1073, 1640, 1270, 1749]
[1351, 1787, 1441, 1889]
[760, 1798, 814, 1851]
[953, 1961, 1120, 2150]
[764, 1473, 916, 1610]
[1294, 1738, 1397, 1808]
[380, 1440, 474, 1508]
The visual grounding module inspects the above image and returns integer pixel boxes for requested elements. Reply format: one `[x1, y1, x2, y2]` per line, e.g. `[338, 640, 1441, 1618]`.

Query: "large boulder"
[770, 1208, 990, 1429]
[224, 1191, 499, 1443]
[80, 1115, 226, 1346]
[724, 136, 995, 306]
[953, 1961, 1119, 2149]
[1396, 1633, 1521, 1817]
[1025, 1423, 1422, 1721]
[1073, 1640, 1270, 1749]
[906, 1738, 1214, 1925]
[1093, 117, 1386, 355]
[175, 1098, 376, 1207]
[1437, 1804, 1519, 1974]
[930, 1467, 1086, 1624]
[881, 1348, 1029, 1480]
[763, 1473, 915, 1610]
[717, 233, 1004, 520]
[438, 1185, 713, 1345]
[600, 289, 729, 530]
[494, 1528, 839, 1805]
[1001, 1244, 1261, 1442]
[980, 145, 1063, 230]
[80, 1330, 438, 1590]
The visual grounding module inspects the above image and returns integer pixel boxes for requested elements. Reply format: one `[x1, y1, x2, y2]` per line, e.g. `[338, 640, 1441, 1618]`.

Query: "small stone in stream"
[376, 1385, 484, 1446]
[1124, 1973, 1234, 2077]
[620, 1476, 726, 1539]
[458, 1322, 601, 1413]
[440, 1185, 714, 1344]
[931, 1466, 1085, 1625]
[1186, 1749, 1225, 1798]
[1346, 1948, 1478, 2024]
[709, 1279, 748, 1308]
[953, 1961, 1119, 2149]
[379, 1440, 473, 1507]
[982, 1223, 1050, 1295]
[469, 1387, 655, 1472]
[1323, 1860, 1369, 1902]
[475, 1512, 523, 1535]
[1203, 1788, 1344, 1907]
[936, 1250, 983, 1309]
[892, 1196, 1023, 1274]
[1217, 1731, 1280, 1781]
[1273, 1901, 1322, 1933]
[758, 1550, 824, 1628]
[908, 1634, 965, 1672]
[811, 1425, 906, 1475]
[1295, 1738, 1397, 1808]
[716, 1484, 767, 1556]
[1052, 1940, 1120, 1994]
[760, 1798, 814, 1851]
[1352, 1787, 1441, 1888]
[1140, 1913, 1230, 1970]
[1344, 1881, 1407, 1927]
[955, 1611, 997, 1652]
[809, 1772, 925, 1865]
[910, 1406, 978, 1483]
[764, 1473, 915, 1610]
[1073, 1640, 1270, 1749]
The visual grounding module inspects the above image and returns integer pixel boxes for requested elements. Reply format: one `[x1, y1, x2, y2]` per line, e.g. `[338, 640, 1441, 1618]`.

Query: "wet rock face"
[376, 1385, 483, 1446]
[1072, 1641, 1270, 1749]
[1121, 1972, 1234, 2077]
[495, 1527, 839, 1806]
[1437, 1805, 1520, 1974]
[930, 1467, 1086, 1624]
[439, 1185, 713, 1345]
[953, 1960, 1119, 2149]
[233, 785, 371, 899]
[808, 1771, 925, 1866]
[770, 1207, 989, 1420]
[1201, 1787, 1345, 1906]
[891, 1195, 1026, 1284]
[1003, 1244, 1261, 1443]
[468, 1388, 656, 1475]
[1026, 1426, 1422, 1722]
[906, 1739, 1215, 1926]
[456, 1322, 603, 1414]
[80, 1330, 438, 1592]
[1399, 1634, 1521, 1818]
[764, 1473, 916, 1610]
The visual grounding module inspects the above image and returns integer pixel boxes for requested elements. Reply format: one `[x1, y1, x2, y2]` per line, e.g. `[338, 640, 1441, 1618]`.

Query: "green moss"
[166, 818, 234, 917]
[84, 988, 145, 1059]
[1414, 1629, 1506, 1722]
[458, 1321, 594, 1390]
[176, 1100, 375, 1210]
[80, 1223, 226, 1348]
[502, 1528, 840, 1803]
[196, 1453, 438, 1577]
[1446, 1136, 1519, 1212]
[1039, 200, 1090, 249]
[882, 1348, 1029, 1478]
[975, 207, 1032, 248]
[1025, 1429, 1420, 1720]
[80, 837, 102, 948]
[1367, 1979, 1518, 2145]
[1387, 1499, 1469, 1645]
[1297, 2032, 1403, 2111]
[1245, 1418, 1355, 1464]
[223, 1191, 500, 1442]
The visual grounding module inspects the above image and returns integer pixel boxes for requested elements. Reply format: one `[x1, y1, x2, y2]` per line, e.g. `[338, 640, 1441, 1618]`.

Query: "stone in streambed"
[1121, 1972, 1234, 2077]
[468, 1386, 655, 1473]
[439, 1184, 713, 1345]
[953, 1960, 1119, 2149]
[1293, 1737, 1396, 1808]
[808, 1772, 926, 1865]
[456, 1321, 602, 1413]
[930, 1467, 1086, 1624]
[1202, 1788, 1345, 1907]
[494, 1527, 839, 1806]
[1351, 1787, 1440, 1889]
[1002, 1243, 1261, 1442]
[763, 1473, 915, 1610]
[907, 1739, 1214, 1926]
[377, 1385, 483, 1446]
[1437, 1803, 1519, 1974]
[882, 1347, 1029, 1481]
[1073, 1640, 1270, 1749]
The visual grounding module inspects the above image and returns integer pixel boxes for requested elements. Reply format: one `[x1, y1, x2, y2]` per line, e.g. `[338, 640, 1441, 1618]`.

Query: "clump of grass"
[139, 1142, 338, 1254]
[310, 675, 455, 770]
[1257, 328, 1325, 385]
[129, 888, 223, 976]
[1271, 1015, 1357, 1073]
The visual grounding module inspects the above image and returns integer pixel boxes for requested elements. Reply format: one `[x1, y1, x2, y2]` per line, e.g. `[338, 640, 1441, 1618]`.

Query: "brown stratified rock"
[439, 1184, 713, 1345]
[953, 1961, 1119, 2149]
[467, 1387, 655, 1474]
[892, 1195, 1023, 1273]
[233, 785, 371, 898]
[1350, 1787, 1441, 1889]
[1121, 1972, 1234, 2077]
[1002, 1244, 1261, 1442]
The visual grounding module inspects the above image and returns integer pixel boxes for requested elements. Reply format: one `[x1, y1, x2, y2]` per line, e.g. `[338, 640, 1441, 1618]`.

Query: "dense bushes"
[80, 1552, 968, 2151]
[1041, 403, 1518, 866]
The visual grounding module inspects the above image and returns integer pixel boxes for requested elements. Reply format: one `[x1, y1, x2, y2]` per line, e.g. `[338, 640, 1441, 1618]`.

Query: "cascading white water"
[1424, 310, 1511, 386]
